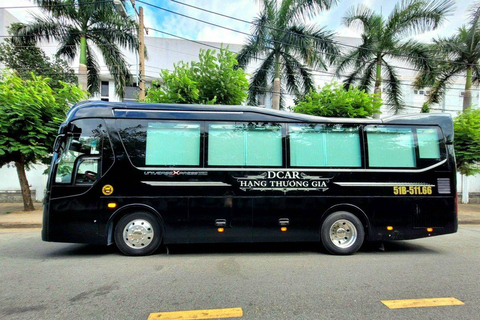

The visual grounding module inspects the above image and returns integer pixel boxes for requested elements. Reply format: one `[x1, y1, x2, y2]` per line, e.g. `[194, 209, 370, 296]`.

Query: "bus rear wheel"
[114, 212, 162, 256]
[321, 211, 364, 255]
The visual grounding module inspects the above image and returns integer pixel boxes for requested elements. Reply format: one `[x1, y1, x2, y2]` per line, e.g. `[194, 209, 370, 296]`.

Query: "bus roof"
[64, 101, 453, 143]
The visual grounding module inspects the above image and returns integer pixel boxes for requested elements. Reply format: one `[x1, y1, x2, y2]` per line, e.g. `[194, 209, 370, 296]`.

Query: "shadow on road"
[34, 240, 439, 258]
[43, 244, 118, 257]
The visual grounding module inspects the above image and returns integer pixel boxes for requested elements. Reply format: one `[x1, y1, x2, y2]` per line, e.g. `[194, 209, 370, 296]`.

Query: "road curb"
[458, 221, 480, 225]
[0, 223, 42, 229]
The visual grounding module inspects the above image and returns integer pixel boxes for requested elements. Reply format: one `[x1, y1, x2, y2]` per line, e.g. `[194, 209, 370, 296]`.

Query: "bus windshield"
[54, 119, 111, 184]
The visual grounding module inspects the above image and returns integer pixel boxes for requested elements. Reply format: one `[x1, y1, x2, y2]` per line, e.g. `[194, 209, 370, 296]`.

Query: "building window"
[101, 81, 109, 101]
[124, 85, 139, 102]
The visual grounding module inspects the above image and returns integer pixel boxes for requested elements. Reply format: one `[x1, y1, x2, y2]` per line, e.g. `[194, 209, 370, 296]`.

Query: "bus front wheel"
[321, 211, 364, 255]
[114, 212, 162, 256]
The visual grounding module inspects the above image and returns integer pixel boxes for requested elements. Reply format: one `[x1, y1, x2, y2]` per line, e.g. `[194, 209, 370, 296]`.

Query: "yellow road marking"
[382, 297, 464, 309]
[148, 307, 243, 320]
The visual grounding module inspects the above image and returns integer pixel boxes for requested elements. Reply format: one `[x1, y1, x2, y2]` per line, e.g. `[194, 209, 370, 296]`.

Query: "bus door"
[48, 119, 113, 243]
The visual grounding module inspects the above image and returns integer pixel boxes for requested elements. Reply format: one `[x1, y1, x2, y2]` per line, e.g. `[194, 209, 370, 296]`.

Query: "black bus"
[43, 101, 457, 255]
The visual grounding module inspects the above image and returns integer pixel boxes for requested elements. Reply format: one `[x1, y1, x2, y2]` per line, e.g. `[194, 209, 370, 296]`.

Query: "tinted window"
[417, 128, 441, 159]
[289, 124, 361, 167]
[366, 127, 416, 168]
[118, 120, 201, 167]
[208, 123, 282, 166]
[146, 122, 200, 166]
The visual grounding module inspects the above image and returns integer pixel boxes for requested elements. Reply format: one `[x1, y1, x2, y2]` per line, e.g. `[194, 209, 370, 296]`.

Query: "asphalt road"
[0, 227, 479, 320]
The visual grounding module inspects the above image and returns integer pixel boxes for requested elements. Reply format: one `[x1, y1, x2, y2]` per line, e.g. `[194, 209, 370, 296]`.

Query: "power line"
[2, 0, 477, 72]
[144, 26, 476, 95]
[140, 0, 435, 74]
[0, 1, 114, 10]
[163, 0, 479, 70]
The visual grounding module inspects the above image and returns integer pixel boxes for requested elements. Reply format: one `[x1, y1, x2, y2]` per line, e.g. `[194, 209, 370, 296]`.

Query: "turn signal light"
[217, 228, 225, 233]
[107, 203, 117, 209]
[427, 228, 433, 233]
[387, 226, 394, 231]
[281, 227, 287, 232]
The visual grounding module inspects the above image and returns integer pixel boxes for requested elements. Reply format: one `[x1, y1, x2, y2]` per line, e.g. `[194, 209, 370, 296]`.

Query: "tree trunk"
[272, 78, 280, 110]
[463, 66, 473, 112]
[373, 58, 382, 119]
[461, 174, 469, 204]
[272, 54, 281, 110]
[78, 36, 88, 93]
[14, 158, 35, 211]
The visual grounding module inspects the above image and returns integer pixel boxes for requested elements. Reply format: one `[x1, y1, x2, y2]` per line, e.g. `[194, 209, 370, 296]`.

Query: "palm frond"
[428, 62, 465, 104]
[342, 64, 367, 90]
[472, 64, 480, 85]
[342, 4, 375, 33]
[282, 25, 338, 70]
[89, 33, 132, 99]
[468, 1, 480, 31]
[282, 0, 336, 24]
[11, 14, 65, 45]
[388, 0, 455, 39]
[56, 26, 81, 61]
[281, 52, 315, 97]
[34, 0, 78, 20]
[391, 39, 437, 81]
[382, 60, 404, 113]
[247, 52, 275, 105]
[86, 45, 100, 95]
[358, 59, 377, 93]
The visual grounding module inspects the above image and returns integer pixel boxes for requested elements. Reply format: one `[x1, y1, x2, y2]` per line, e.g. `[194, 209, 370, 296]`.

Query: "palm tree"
[237, 0, 339, 110]
[336, 0, 454, 113]
[415, 3, 480, 112]
[13, 0, 139, 99]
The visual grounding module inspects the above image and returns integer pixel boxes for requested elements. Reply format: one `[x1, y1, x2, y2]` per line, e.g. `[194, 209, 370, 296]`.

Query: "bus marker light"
[281, 227, 287, 232]
[387, 226, 394, 231]
[427, 228, 433, 233]
[107, 203, 117, 209]
[217, 228, 225, 233]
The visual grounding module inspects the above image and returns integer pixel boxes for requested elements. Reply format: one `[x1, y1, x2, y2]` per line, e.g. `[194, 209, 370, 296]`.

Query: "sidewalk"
[1, 202, 479, 229]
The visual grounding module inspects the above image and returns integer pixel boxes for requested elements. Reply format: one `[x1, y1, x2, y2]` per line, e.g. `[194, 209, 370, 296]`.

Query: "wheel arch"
[106, 204, 165, 246]
[320, 203, 371, 239]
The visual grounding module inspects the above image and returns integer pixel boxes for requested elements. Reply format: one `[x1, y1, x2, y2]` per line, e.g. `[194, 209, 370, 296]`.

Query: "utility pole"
[138, 6, 145, 101]
[130, 0, 146, 101]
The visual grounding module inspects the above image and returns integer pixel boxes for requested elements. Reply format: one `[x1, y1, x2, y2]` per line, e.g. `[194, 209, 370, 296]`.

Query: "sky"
[0, 0, 475, 46]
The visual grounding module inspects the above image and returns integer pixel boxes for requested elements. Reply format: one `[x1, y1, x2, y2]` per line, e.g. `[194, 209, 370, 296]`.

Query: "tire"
[114, 212, 162, 256]
[321, 211, 365, 255]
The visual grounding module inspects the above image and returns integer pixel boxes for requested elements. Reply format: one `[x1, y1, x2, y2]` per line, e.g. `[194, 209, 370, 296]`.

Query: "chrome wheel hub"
[329, 219, 357, 248]
[123, 219, 154, 249]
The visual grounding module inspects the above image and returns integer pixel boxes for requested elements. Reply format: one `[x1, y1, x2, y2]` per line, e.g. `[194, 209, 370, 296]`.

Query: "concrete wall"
[0, 163, 48, 202]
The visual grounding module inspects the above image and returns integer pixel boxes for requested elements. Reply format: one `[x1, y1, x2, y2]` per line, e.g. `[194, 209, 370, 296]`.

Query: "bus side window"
[207, 122, 282, 167]
[417, 128, 441, 159]
[289, 124, 361, 168]
[366, 126, 416, 168]
[75, 158, 99, 184]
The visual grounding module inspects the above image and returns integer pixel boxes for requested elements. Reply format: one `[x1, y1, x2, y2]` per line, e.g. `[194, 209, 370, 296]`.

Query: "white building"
[0, 8, 479, 202]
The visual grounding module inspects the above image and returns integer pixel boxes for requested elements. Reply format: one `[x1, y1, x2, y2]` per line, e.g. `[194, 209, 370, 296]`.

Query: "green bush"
[146, 47, 248, 105]
[454, 109, 480, 176]
[293, 83, 382, 118]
